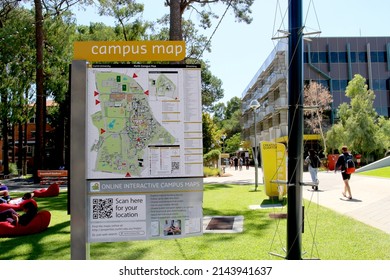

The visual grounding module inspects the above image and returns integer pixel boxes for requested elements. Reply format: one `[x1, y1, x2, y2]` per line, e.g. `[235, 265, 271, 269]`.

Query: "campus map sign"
[84, 64, 203, 243]
[74, 41, 186, 62]
[86, 64, 203, 179]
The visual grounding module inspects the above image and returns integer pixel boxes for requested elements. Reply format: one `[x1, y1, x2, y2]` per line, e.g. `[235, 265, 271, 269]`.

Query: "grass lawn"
[1, 167, 389, 260]
[359, 166, 390, 178]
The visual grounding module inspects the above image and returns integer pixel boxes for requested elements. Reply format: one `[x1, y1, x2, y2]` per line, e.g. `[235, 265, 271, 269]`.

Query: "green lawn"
[1, 167, 389, 260]
[359, 166, 390, 178]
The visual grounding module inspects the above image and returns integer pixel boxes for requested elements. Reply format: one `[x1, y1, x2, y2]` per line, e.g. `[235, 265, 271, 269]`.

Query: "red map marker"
[94, 90, 99, 96]
[100, 128, 106, 134]
[125, 172, 131, 177]
[133, 73, 138, 78]
[95, 99, 100, 105]
[144, 90, 149, 95]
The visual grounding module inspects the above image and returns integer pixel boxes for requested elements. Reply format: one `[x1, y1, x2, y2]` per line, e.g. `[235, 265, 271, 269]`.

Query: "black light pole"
[249, 100, 260, 191]
[286, 0, 304, 260]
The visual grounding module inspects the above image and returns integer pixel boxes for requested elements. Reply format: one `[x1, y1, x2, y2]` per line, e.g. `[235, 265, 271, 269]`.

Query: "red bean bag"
[0, 199, 37, 212]
[33, 183, 60, 198]
[0, 210, 51, 237]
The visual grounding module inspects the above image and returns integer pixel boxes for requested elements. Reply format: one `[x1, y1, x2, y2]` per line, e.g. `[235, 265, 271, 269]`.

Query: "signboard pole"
[286, 0, 304, 260]
[70, 60, 88, 260]
[69, 60, 202, 258]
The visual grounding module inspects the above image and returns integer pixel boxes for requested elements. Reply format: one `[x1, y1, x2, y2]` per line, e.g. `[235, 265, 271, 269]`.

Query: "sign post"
[70, 42, 203, 259]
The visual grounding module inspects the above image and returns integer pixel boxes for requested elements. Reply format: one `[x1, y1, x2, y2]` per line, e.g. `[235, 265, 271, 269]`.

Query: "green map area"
[90, 72, 176, 177]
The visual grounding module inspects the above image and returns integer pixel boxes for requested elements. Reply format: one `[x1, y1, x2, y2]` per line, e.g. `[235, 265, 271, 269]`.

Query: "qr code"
[171, 161, 180, 172]
[92, 198, 113, 220]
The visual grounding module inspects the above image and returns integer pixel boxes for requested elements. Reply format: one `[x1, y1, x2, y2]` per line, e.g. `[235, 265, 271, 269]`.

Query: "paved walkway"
[4, 167, 390, 234]
[204, 166, 390, 234]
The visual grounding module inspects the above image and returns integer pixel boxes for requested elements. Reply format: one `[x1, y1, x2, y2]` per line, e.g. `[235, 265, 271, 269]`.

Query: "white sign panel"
[86, 64, 203, 179]
[87, 178, 203, 243]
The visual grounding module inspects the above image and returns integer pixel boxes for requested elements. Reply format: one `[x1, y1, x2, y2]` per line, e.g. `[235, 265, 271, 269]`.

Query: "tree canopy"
[326, 74, 390, 161]
[0, 0, 254, 175]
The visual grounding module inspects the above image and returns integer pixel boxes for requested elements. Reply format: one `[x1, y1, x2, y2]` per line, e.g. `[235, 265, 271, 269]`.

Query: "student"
[335, 146, 353, 199]
[0, 184, 10, 203]
[304, 149, 321, 190]
[0, 201, 38, 226]
[8, 192, 34, 205]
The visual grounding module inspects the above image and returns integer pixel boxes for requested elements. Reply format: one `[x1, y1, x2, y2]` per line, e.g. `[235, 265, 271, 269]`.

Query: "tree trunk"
[1, 93, 9, 175]
[34, 0, 45, 181]
[11, 125, 15, 162]
[17, 121, 23, 173]
[169, 0, 182, 41]
[23, 123, 28, 175]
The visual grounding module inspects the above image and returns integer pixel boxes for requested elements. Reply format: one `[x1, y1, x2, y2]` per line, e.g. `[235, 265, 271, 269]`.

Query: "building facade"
[241, 37, 390, 154]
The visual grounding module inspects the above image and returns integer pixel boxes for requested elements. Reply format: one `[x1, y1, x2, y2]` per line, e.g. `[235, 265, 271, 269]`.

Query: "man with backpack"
[305, 149, 321, 191]
[335, 146, 355, 200]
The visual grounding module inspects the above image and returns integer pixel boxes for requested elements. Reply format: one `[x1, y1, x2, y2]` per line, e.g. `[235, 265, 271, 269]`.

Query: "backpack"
[310, 155, 321, 168]
[344, 154, 355, 174]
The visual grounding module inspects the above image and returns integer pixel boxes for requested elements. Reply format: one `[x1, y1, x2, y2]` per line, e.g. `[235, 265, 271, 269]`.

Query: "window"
[372, 79, 387, 90]
[349, 52, 357, 63]
[339, 80, 349, 90]
[332, 80, 340, 91]
[332, 80, 349, 91]
[268, 118, 272, 128]
[338, 52, 347, 63]
[273, 88, 280, 100]
[318, 80, 330, 89]
[371, 51, 387, 62]
[330, 52, 338, 63]
[358, 52, 367, 63]
[305, 52, 328, 63]
[318, 52, 328, 63]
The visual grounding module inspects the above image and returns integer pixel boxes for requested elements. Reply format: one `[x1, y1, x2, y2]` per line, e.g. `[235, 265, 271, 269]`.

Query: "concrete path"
[204, 166, 390, 234]
[3, 166, 389, 234]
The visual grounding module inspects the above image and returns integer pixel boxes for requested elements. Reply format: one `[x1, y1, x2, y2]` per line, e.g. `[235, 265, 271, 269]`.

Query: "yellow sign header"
[73, 41, 186, 62]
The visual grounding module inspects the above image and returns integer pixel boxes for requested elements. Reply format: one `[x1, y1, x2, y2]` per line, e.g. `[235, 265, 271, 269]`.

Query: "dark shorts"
[342, 172, 351, 181]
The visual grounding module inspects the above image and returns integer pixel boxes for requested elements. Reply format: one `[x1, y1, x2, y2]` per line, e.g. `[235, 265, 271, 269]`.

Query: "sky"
[74, 0, 390, 105]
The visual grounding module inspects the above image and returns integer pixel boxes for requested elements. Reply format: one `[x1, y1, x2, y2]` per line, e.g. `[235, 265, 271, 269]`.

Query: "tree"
[221, 109, 241, 137]
[376, 116, 390, 157]
[224, 132, 241, 154]
[33, 0, 46, 181]
[304, 81, 333, 154]
[202, 112, 218, 153]
[31, 0, 90, 178]
[211, 102, 225, 128]
[95, 0, 151, 41]
[165, 0, 254, 33]
[0, 5, 36, 175]
[225, 96, 241, 119]
[200, 61, 224, 111]
[326, 74, 389, 162]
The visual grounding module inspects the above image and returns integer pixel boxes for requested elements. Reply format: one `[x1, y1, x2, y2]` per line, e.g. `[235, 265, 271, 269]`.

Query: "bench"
[38, 170, 68, 185]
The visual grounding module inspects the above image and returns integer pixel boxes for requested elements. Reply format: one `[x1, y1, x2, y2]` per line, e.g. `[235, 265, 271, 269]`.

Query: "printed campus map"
[86, 65, 203, 179]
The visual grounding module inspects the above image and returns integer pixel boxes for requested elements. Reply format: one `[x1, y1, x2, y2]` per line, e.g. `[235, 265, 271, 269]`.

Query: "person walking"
[234, 157, 238, 170]
[304, 149, 321, 190]
[335, 146, 353, 199]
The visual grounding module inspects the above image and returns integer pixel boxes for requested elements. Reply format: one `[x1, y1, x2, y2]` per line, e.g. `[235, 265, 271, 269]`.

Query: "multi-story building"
[242, 37, 390, 157]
